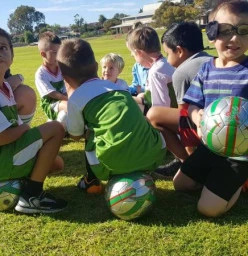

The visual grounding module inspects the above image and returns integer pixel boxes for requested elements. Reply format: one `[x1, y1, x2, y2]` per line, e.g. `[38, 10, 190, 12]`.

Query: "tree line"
[7, 1, 221, 44]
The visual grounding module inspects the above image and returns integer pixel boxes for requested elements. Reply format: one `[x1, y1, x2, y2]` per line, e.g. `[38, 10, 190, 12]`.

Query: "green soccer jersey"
[67, 78, 166, 180]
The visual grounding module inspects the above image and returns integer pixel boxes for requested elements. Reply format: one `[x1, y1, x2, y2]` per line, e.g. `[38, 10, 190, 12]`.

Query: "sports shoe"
[153, 158, 182, 180]
[15, 191, 67, 214]
[77, 176, 103, 194]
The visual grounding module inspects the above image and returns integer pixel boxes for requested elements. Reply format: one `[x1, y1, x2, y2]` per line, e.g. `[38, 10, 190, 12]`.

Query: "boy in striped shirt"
[173, 0, 248, 217]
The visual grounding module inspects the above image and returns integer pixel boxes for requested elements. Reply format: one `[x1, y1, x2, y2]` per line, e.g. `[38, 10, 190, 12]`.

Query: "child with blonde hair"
[100, 53, 129, 91]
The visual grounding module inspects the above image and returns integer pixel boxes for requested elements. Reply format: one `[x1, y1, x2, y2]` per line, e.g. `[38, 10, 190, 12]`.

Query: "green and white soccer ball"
[200, 96, 248, 157]
[0, 180, 21, 211]
[105, 172, 156, 221]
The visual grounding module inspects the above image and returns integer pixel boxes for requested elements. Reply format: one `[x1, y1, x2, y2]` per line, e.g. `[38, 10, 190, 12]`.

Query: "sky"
[1, 0, 160, 32]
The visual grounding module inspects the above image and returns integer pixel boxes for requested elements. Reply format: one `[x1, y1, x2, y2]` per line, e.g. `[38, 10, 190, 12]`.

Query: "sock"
[85, 155, 97, 181]
[22, 179, 43, 197]
[19, 112, 35, 125]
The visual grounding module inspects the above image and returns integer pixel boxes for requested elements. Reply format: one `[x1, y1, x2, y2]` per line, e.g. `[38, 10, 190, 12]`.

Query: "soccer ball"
[200, 96, 248, 157]
[105, 172, 156, 221]
[0, 180, 21, 211]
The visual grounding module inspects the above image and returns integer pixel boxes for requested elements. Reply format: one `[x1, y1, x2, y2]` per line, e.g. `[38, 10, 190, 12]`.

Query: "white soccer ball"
[0, 180, 21, 211]
[105, 172, 156, 220]
[200, 96, 248, 157]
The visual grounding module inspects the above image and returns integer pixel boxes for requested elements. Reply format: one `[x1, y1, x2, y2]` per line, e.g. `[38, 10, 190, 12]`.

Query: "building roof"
[121, 2, 162, 20]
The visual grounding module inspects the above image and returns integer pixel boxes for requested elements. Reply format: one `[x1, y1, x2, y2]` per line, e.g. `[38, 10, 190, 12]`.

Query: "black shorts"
[181, 144, 248, 201]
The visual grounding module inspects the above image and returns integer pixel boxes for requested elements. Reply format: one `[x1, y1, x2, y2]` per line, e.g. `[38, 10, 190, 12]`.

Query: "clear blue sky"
[1, 0, 159, 32]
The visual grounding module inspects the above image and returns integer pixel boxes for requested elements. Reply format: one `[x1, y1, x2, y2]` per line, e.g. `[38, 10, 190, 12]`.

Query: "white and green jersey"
[0, 82, 22, 132]
[0, 82, 42, 181]
[35, 65, 66, 119]
[68, 78, 166, 180]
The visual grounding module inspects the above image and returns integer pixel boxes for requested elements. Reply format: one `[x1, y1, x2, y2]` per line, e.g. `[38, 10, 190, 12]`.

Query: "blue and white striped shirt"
[183, 57, 248, 108]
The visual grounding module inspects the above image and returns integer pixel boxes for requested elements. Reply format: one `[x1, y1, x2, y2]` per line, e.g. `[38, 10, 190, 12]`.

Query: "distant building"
[111, 2, 163, 33]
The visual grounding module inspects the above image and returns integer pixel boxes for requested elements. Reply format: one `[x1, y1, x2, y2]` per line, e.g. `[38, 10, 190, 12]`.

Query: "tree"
[49, 24, 62, 35]
[153, 1, 200, 28]
[7, 5, 45, 34]
[98, 15, 107, 27]
[24, 30, 34, 44]
[103, 19, 121, 32]
[113, 13, 127, 20]
[71, 14, 85, 33]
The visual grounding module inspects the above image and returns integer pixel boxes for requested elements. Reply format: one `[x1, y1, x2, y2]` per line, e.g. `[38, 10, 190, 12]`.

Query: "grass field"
[2, 31, 248, 256]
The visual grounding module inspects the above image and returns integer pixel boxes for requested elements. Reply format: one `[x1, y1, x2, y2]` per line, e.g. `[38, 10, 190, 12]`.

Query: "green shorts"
[0, 127, 43, 181]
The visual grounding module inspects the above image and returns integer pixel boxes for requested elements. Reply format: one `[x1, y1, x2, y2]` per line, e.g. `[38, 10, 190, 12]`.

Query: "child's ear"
[176, 46, 184, 57]
[40, 51, 46, 58]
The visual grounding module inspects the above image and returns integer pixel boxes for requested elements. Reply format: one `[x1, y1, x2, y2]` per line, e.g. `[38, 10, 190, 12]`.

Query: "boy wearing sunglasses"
[173, 0, 248, 217]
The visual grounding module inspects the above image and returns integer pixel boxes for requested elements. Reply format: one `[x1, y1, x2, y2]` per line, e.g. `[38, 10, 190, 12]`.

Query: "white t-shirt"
[146, 56, 174, 106]
[35, 65, 66, 98]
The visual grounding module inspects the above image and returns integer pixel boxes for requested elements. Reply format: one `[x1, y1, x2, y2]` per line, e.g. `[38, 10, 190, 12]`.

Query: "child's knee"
[197, 199, 225, 217]
[173, 170, 199, 191]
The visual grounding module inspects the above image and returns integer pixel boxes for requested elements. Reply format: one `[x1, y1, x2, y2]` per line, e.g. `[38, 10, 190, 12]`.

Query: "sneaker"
[77, 176, 103, 194]
[153, 158, 182, 180]
[15, 191, 67, 214]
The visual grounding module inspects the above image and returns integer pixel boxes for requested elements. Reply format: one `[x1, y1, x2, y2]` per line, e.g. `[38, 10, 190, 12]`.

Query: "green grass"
[2, 31, 248, 256]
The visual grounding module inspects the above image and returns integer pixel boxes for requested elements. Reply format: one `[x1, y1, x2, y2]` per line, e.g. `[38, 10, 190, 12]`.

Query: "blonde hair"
[38, 31, 61, 51]
[100, 53, 125, 72]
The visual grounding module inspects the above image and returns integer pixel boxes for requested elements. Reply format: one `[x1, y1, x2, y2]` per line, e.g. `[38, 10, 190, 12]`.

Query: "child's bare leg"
[147, 106, 189, 161]
[29, 121, 65, 182]
[197, 186, 242, 217]
[173, 170, 202, 191]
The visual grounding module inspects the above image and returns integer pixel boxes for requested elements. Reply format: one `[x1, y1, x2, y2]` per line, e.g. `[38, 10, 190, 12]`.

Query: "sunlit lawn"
[2, 31, 248, 256]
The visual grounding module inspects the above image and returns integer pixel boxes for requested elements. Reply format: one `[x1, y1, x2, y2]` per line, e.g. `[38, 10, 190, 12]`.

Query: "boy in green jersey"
[57, 38, 166, 193]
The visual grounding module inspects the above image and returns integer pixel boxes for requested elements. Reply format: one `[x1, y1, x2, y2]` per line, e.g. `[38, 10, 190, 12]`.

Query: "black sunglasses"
[218, 23, 248, 36]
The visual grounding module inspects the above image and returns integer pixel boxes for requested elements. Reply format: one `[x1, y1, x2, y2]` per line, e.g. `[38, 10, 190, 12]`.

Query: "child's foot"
[15, 191, 67, 214]
[77, 176, 103, 194]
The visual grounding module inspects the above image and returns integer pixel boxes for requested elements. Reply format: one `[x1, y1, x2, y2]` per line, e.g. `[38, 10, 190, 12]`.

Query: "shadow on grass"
[44, 183, 248, 227]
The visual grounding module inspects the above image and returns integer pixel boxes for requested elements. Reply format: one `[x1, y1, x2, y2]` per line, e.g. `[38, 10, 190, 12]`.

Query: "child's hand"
[242, 179, 248, 192]
[196, 109, 204, 138]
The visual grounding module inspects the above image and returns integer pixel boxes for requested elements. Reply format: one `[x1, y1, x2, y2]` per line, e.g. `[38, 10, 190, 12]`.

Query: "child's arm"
[5, 74, 24, 91]
[0, 123, 29, 146]
[47, 91, 68, 101]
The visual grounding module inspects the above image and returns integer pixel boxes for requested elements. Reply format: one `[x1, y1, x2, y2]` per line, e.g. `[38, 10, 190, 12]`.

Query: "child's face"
[101, 61, 120, 83]
[42, 43, 60, 65]
[214, 9, 248, 65]
[0, 36, 12, 76]
[162, 43, 182, 68]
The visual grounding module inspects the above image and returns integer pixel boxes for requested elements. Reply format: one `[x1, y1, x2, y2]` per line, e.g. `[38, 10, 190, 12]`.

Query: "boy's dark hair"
[209, 0, 248, 21]
[161, 22, 204, 53]
[0, 28, 13, 58]
[57, 38, 97, 81]
[127, 26, 161, 53]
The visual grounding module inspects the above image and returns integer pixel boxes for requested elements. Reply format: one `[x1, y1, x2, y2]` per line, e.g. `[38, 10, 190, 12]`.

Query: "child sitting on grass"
[173, 0, 248, 217]
[126, 26, 175, 115]
[56, 38, 166, 193]
[100, 53, 129, 91]
[0, 28, 67, 214]
[4, 69, 36, 125]
[35, 31, 68, 130]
